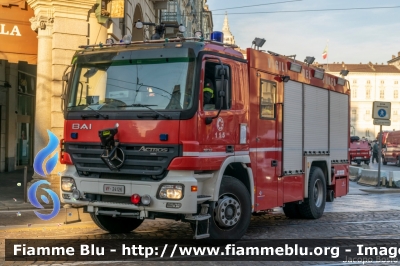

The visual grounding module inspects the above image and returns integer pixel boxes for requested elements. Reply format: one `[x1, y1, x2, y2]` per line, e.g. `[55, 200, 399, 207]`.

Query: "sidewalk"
[0, 167, 48, 211]
[349, 179, 400, 194]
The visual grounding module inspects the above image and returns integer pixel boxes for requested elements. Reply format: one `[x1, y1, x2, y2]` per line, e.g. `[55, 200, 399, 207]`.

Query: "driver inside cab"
[203, 78, 215, 110]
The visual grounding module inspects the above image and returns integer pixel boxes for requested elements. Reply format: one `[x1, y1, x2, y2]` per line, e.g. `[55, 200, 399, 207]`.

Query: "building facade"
[323, 62, 400, 140]
[0, 1, 38, 172]
[0, 0, 212, 174]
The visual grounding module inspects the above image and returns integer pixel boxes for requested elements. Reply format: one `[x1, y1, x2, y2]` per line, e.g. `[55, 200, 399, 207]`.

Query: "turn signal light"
[131, 194, 141, 205]
[191, 186, 198, 192]
[60, 151, 73, 165]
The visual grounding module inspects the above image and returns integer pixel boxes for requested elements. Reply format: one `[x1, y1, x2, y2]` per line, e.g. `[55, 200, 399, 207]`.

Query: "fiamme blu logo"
[29, 130, 61, 220]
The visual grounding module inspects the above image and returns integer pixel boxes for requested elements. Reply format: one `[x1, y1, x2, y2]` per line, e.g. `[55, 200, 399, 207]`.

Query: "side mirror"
[214, 65, 229, 79]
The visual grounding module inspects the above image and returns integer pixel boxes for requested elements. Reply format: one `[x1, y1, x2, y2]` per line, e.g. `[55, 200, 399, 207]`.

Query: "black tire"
[192, 176, 251, 239]
[90, 213, 144, 233]
[283, 202, 301, 219]
[383, 158, 387, 165]
[298, 167, 326, 219]
[364, 161, 369, 165]
[396, 157, 400, 167]
[357, 160, 361, 166]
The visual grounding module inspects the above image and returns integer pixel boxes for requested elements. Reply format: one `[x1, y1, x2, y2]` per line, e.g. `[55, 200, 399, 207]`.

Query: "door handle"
[226, 145, 234, 153]
[271, 160, 278, 167]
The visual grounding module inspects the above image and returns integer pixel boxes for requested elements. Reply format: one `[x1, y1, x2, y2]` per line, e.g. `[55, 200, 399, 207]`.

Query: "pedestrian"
[372, 141, 379, 163]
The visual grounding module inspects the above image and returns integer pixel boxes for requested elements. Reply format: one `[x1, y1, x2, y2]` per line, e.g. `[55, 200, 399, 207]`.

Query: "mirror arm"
[61, 65, 72, 114]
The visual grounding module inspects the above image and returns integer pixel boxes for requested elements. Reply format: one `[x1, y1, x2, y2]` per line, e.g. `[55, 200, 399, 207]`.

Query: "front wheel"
[192, 176, 251, 239]
[90, 213, 144, 233]
[298, 166, 326, 219]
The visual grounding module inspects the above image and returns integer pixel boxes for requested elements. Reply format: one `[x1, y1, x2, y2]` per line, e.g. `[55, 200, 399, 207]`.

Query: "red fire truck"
[382, 130, 400, 165]
[59, 32, 350, 240]
[349, 136, 370, 165]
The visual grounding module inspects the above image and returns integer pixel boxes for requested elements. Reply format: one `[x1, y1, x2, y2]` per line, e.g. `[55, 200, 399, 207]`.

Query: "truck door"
[197, 58, 237, 161]
[254, 72, 282, 210]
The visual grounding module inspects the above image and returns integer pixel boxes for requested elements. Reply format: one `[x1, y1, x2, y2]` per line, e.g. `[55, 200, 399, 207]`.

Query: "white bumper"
[60, 165, 198, 214]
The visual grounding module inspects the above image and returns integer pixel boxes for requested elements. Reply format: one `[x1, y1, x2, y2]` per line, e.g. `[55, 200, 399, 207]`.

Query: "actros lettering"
[139, 146, 168, 152]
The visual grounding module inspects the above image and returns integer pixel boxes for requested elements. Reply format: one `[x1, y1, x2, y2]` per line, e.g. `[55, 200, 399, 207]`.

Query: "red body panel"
[65, 120, 181, 144]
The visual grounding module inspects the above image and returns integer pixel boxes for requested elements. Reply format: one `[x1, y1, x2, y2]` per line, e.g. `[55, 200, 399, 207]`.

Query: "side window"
[203, 61, 231, 111]
[260, 80, 276, 119]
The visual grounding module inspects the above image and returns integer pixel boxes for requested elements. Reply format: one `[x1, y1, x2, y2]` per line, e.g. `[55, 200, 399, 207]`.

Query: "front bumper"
[60, 166, 199, 215]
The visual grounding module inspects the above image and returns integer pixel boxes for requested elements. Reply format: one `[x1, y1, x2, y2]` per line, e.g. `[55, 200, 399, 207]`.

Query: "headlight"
[158, 184, 184, 200]
[61, 177, 76, 192]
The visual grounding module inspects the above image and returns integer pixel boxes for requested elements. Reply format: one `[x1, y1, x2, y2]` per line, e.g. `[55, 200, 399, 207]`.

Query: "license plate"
[355, 157, 362, 159]
[104, 184, 125, 194]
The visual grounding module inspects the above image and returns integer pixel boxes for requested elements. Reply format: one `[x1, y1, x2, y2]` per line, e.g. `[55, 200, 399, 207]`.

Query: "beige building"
[0, 0, 212, 177]
[322, 61, 400, 140]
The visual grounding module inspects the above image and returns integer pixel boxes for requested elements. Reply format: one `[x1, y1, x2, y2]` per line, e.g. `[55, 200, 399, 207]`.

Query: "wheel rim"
[214, 195, 241, 228]
[313, 179, 324, 208]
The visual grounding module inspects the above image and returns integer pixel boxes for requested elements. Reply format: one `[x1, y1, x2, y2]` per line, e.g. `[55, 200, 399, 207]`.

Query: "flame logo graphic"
[33, 130, 59, 177]
[28, 180, 60, 220]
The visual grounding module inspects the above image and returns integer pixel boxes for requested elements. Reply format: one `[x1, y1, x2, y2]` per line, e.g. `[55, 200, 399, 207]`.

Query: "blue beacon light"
[210, 31, 224, 43]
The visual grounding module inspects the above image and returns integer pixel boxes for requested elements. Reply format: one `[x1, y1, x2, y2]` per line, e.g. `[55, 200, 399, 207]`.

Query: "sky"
[207, 0, 400, 65]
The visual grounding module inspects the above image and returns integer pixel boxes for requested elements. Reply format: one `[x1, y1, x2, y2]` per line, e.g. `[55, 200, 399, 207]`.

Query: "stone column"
[27, 0, 99, 196]
[29, 12, 54, 182]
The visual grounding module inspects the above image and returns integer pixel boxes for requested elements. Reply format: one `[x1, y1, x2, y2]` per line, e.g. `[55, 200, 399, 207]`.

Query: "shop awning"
[0, 1, 37, 64]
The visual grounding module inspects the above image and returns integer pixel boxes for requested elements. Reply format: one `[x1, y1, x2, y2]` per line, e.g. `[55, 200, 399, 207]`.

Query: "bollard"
[24, 166, 27, 203]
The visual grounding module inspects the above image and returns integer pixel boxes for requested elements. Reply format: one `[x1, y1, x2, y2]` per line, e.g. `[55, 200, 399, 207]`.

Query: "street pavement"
[1, 166, 400, 266]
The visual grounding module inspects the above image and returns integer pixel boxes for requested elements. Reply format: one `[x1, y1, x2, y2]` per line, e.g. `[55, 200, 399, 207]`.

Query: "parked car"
[382, 130, 400, 166]
[349, 136, 371, 165]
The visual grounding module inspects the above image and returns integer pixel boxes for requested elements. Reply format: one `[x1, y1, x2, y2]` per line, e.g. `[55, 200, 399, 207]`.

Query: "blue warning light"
[210, 31, 224, 43]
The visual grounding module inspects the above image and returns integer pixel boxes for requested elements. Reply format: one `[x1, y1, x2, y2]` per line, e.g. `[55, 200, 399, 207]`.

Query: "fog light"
[131, 194, 141, 205]
[61, 177, 76, 192]
[72, 189, 81, 200]
[158, 184, 183, 200]
[141, 194, 151, 206]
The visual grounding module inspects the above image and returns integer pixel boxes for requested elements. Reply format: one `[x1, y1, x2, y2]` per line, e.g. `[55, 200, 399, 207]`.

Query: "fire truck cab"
[59, 33, 350, 240]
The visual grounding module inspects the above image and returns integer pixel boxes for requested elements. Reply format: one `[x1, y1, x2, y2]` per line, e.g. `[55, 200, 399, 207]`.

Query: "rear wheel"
[283, 202, 301, 218]
[298, 167, 326, 219]
[383, 157, 387, 165]
[90, 213, 144, 233]
[364, 160, 370, 165]
[192, 176, 251, 239]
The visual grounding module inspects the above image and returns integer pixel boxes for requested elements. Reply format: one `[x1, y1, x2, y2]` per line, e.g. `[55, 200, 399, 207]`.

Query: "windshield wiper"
[118, 103, 171, 119]
[81, 105, 109, 119]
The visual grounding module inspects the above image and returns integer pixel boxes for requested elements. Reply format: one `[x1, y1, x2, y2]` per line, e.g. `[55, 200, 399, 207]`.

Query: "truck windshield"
[67, 51, 195, 112]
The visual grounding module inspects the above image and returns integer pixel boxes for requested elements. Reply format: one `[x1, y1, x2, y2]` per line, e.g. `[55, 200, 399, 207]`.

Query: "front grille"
[65, 142, 181, 178]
